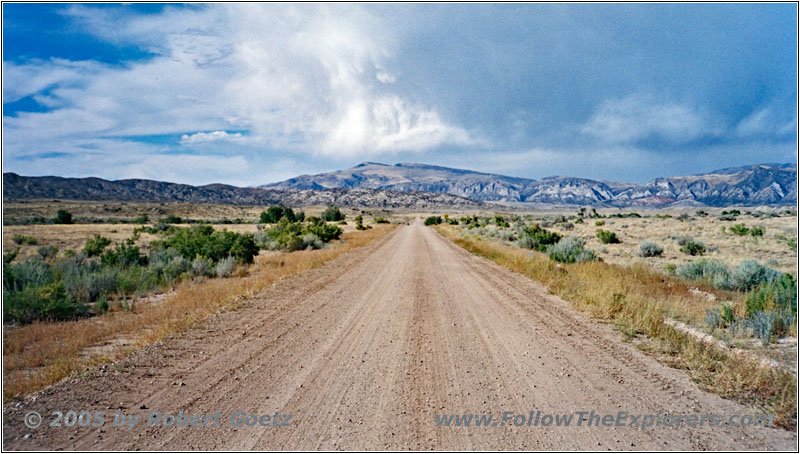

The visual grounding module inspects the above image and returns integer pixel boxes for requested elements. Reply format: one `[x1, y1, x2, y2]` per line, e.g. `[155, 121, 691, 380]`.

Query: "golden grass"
[438, 226, 797, 429]
[3, 224, 395, 401]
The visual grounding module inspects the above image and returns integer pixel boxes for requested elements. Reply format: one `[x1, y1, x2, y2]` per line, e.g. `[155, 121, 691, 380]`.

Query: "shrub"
[355, 215, 371, 230]
[260, 205, 303, 223]
[215, 257, 237, 278]
[37, 245, 59, 261]
[53, 209, 73, 224]
[3, 281, 86, 324]
[305, 219, 343, 242]
[493, 215, 510, 228]
[161, 214, 183, 224]
[152, 225, 258, 264]
[301, 233, 324, 250]
[596, 229, 621, 244]
[729, 260, 781, 292]
[705, 308, 724, 330]
[638, 241, 663, 257]
[424, 216, 443, 226]
[678, 260, 729, 288]
[749, 311, 777, 346]
[321, 205, 345, 222]
[595, 221, 605, 226]
[4, 248, 20, 264]
[102, 240, 147, 267]
[546, 236, 598, 263]
[135, 213, 149, 224]
[677, 213, 690, 222]
[191, 256, 216, 277]
[162, 256, 190, 282]
[749, 226, 764, 237]
[12, 235, 37, 245]
[83, 234, 112, 257]
[679, 238, 706, 256]
[516, 224, 562, 252]
[374, 217, 390, 224]
[729, 223, 750, 236]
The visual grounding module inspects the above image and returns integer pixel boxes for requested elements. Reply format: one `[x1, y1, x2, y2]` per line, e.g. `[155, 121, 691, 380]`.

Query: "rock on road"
[3, 220, 795, 450]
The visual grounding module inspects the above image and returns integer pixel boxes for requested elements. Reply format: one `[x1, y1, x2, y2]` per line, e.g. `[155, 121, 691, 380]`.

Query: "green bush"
[12, 235, 38, 245]
[322, 205, 345, 222]
[257, 218, 340, 252]
[749, 225, 764, 237]
[546, 236, 597, 263]
[37, 245, 59, 261]
[260, 205, 303, 223]
[102, 240, 147, 267]
[3, 281, 86, 324]
[161, 214, 183, 224]
[729, 223, 750, 236]
[516, 223, 562, 252]
[424, 216, 443, 226]
[374, 217, 390, 224]
[355, 215, 371, 230]
[83, 234, 112, 257]
[4, 248, 20, 264]
[304, 219, 343, 243]
[679, 238, 706, 256]
[54, 209, 73, 225]
[135, 213, 149, 224]
[594, 221, 605, 226]
[493, 215, 510, 228]
[152, 225, 258, 264]
[596, 229, 621, 244]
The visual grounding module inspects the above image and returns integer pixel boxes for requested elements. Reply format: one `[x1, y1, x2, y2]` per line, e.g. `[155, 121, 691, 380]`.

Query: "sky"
[2, 3, 797, 186]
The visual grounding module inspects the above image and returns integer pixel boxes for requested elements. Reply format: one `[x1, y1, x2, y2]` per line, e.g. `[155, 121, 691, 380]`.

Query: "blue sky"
[2, 3, 797, 185]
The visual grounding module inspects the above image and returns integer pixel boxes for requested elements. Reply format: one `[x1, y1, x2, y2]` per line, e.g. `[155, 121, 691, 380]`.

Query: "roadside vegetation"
[435, 212, 797, 428]
[4, 205, 357, 325]
[3, 213, 393, 400]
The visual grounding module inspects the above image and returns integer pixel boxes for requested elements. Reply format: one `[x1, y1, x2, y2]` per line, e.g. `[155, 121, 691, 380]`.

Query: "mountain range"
[2, 173, 483, 209]
[3, 162, 796, 208]
[265, 162, 797, 207]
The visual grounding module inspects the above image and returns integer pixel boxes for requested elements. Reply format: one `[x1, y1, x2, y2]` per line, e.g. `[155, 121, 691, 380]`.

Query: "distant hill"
[2, 173, 484, 210]
[265, 162, 797, 207]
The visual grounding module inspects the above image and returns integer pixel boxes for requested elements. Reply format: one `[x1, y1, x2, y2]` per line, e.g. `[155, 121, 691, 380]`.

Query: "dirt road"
[3, 220, 795, 450]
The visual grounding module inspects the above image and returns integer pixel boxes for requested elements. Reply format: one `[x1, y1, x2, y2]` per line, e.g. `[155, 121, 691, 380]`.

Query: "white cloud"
[3, 3, 477, 183]
[181, 131, 244, 144]
[581, 94, 718, 144]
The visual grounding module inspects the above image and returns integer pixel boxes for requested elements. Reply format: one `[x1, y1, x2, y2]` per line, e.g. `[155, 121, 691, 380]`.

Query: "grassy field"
[430, 206, 797, 273]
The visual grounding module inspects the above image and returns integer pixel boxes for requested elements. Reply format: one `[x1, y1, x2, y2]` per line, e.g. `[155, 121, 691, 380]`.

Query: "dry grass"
[438, 226, 797, 429]
[3, 224, 394, 401]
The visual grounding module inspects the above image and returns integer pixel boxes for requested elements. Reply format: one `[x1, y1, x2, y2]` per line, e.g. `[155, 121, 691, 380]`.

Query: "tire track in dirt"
[3, 220, 796, 450]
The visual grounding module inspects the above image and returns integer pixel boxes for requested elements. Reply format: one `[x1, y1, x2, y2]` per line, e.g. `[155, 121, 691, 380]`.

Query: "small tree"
[54, 209, 73, 224]
[83, 234, 112, 257]
[322, 205, 345, 222]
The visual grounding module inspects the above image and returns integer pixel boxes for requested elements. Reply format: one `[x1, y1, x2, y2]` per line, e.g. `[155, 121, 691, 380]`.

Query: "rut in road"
[3, 220, 795, 450]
